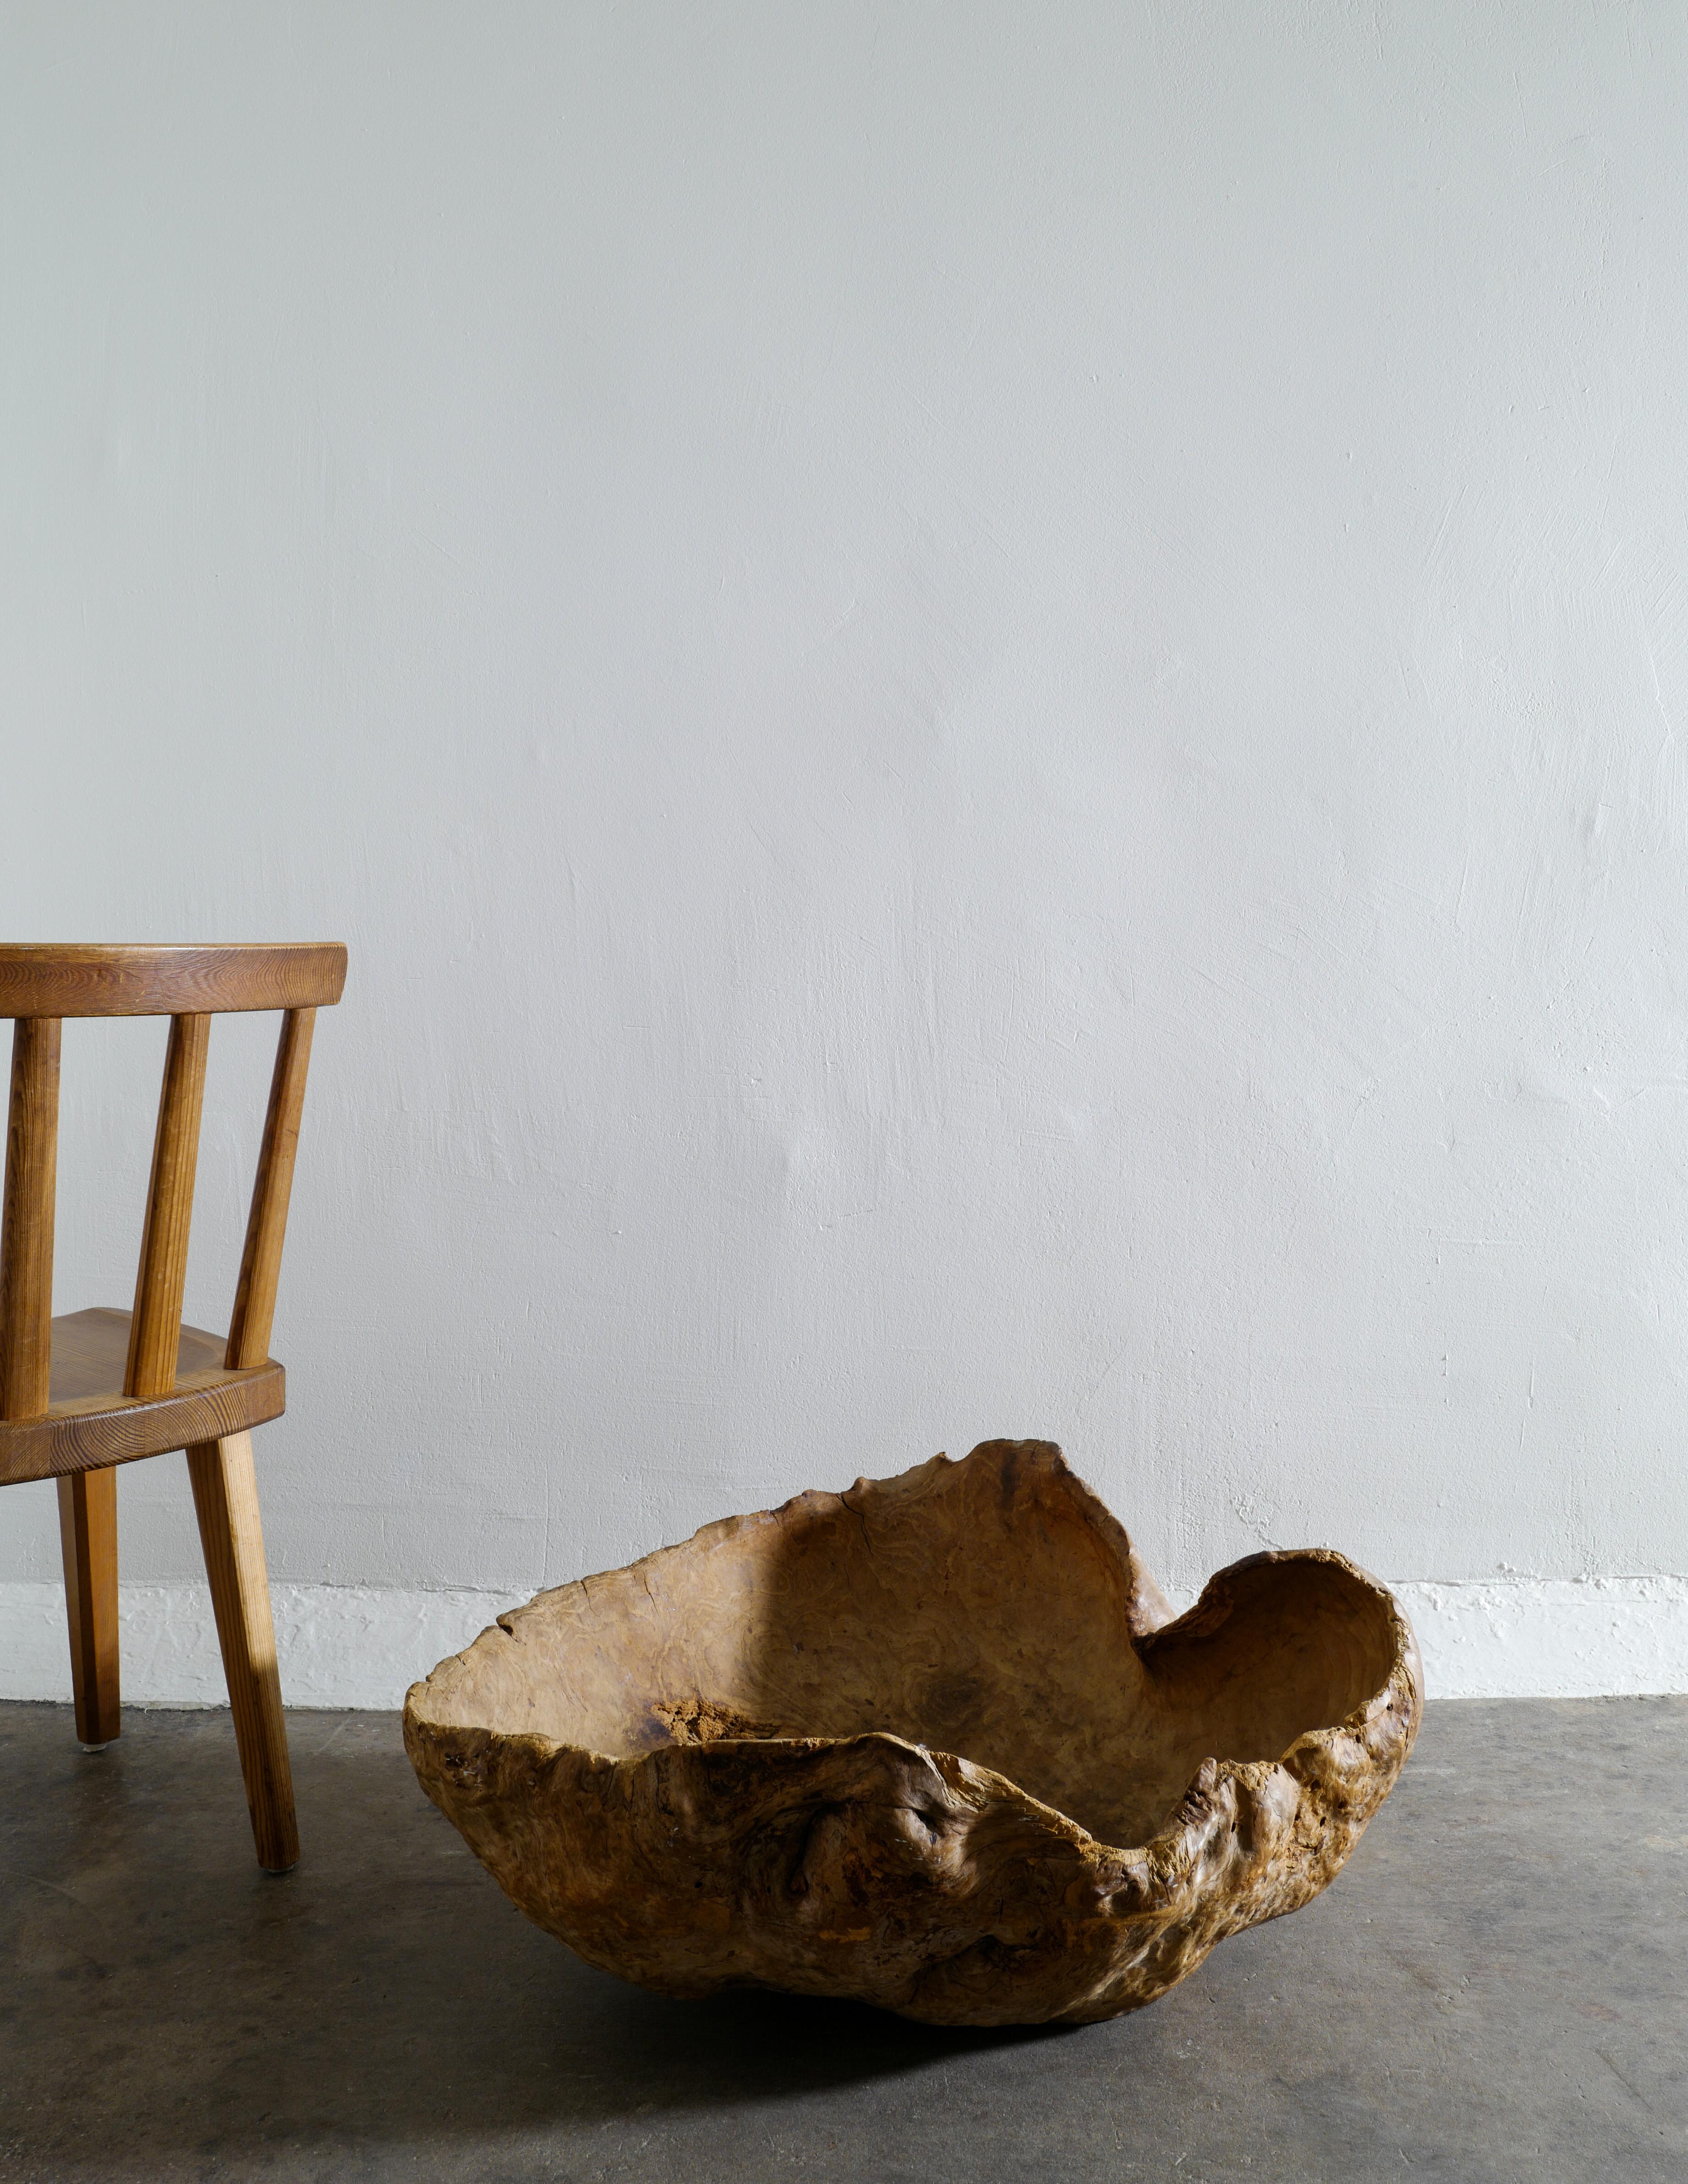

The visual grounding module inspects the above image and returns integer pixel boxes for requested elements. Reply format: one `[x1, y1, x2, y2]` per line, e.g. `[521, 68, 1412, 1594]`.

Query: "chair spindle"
[0, 1017, 61, 1422]
[226, 1007, 316, 1371]
[125, 1012, 210, 1401]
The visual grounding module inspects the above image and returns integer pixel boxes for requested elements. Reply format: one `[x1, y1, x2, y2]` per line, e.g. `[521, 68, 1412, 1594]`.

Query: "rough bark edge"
[403, 1447, 1423, 2025]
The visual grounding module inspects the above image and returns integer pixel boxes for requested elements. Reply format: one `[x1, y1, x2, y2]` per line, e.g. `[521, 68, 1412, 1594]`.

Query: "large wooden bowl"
[404, 1441, 1421, 2025]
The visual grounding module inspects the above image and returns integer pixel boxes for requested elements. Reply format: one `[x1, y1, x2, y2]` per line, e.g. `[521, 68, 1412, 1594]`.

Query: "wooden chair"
[0, 944, 347, 1872]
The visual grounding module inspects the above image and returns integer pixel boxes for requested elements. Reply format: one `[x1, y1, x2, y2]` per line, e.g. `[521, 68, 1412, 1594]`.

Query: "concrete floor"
[0, 1699, 1684, 2182]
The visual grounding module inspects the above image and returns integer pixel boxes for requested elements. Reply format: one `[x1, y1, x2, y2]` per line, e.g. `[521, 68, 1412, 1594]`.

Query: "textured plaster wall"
[4, 3, 1688, 1694]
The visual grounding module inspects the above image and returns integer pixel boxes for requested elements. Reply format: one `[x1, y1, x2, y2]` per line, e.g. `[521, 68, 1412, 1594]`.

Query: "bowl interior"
[421, 1447, 1399, 1848]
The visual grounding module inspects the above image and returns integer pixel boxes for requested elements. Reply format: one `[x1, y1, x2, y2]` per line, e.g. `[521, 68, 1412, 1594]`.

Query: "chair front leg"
[57, 1467, 121, 1747]
[186, 1431, 299, 1872]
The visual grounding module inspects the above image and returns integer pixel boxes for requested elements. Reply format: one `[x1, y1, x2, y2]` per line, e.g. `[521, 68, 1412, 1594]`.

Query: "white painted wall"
[5, 2, 1688, 1701]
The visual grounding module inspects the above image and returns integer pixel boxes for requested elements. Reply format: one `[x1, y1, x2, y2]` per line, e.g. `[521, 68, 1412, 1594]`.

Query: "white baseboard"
[0, 1580, 533, 1712]
[1, 1574, 1685, 1710]
[1389, 1575, 1688, 1700]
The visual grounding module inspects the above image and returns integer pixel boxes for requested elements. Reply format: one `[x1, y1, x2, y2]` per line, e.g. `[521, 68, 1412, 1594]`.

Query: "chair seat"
[0, 1308, 284, 1486]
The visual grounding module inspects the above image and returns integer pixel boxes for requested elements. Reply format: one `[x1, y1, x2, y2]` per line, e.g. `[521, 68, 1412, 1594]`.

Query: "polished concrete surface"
[1, 1696, 1684, 2182]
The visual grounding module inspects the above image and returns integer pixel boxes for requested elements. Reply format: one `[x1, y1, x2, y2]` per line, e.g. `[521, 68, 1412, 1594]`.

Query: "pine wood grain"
[0, 1017, 61, 1421]
[0, 1308, 284, 1486]
[0, 943, 346, 1019]
[125, 1013, 210, 1401]
[227, 1009, 316, 1371]
[187, 1431, 299, 1871]
[57, 1467, 120, 1747]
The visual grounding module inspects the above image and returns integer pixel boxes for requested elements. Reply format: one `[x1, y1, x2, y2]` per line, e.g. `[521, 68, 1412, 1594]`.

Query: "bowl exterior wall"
[404, 1650, 1421, 2026]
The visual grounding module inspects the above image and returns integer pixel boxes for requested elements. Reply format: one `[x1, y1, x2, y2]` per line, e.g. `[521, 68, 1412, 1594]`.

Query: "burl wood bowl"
[404, 1441, 1421, 2026]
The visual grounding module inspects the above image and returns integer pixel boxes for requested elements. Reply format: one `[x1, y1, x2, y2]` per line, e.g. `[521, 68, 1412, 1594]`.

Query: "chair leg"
[186, 1431, 300, 1873]
[57, 1469, 121, 1747]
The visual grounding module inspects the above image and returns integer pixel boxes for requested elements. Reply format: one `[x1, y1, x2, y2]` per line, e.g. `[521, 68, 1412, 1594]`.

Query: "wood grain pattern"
[55, 1308, 248, 1403]
[57, 1466, 120, 1746]
[187, 1431, 299, 1871]
[0, 943, 347, 1019]
[125, 1013, 210, 1401]
[0, 1309, 283, 1485]
[405, 1441, 1423, 2027]
[227, 1009, 315, 1371]
[0, 1017, 61, 1420]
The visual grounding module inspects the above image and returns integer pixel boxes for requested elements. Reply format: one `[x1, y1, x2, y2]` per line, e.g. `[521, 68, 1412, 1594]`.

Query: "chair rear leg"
[57, 1468, 121, 1748]
[186, 1431, 299, 1873]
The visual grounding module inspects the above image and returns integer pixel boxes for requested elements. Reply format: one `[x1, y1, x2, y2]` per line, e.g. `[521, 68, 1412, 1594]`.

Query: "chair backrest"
[0, 945, 348, 1424]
